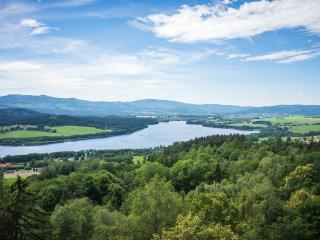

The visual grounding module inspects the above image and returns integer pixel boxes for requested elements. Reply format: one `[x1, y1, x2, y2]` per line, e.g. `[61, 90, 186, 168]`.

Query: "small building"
[54, 158, 64, 162]
[35, 167, 46, 173]
[302, 139, 311, 145]
[0, 162, 13, 169]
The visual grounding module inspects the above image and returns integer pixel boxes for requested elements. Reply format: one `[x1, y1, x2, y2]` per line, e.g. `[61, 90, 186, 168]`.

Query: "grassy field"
[257, 116, 320, 134]
[3, 178, 17, 185]
[260, 116, 320, 125]
[3, 170, 40, 185]
[289, 125, 320, 134]
[229, 122, 267, 128]
[0, 125, 111, 139]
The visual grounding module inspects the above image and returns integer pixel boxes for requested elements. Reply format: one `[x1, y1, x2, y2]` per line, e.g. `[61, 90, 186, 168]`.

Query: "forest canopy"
[1, 135, 320, 239]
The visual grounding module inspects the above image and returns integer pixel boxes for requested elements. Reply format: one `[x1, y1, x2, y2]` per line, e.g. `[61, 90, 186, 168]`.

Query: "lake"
[0, 121, 256, 157]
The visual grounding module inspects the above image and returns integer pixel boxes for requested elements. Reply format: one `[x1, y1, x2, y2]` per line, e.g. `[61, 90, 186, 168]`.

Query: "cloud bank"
[137, 0, 320, 43]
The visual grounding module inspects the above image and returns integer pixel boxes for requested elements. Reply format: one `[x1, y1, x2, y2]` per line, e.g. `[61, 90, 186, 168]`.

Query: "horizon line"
[1, 93, 320, 108]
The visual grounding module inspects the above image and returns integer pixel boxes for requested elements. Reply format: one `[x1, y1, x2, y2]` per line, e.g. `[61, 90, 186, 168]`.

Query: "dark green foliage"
[0, 107, 157, 129]
[0, 176, 49, 240]
[1, 135, 320, 239]
[50, 198, 95, 240]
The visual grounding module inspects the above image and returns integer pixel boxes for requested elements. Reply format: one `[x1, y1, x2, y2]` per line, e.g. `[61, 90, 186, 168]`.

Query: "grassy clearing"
[3, 178, 17, 185]
[0, 125, 111, 139]
[3, 170, 40, 179]
[53, 126, 111, 135]
[3, 170, 40, 185]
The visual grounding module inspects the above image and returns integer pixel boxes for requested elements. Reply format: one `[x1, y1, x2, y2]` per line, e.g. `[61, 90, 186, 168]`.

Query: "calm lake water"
[0, 121, 256, 157]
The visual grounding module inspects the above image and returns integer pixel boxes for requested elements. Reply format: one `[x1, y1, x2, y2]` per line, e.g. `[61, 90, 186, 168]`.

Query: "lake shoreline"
[0, 126, 150, 146]
[0, 121, 256, 157]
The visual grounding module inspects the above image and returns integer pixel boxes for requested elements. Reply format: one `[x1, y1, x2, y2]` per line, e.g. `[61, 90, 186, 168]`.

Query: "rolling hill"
[0, 95, 250, 116]
[1, 94, 320, 116]
[239, 105, 320, 116]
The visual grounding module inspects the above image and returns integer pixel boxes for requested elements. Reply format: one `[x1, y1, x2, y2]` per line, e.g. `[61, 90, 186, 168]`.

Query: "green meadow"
[289, 125, 320, 134]
[260, 116, 320, 125]
[0, 126, 111, 139]
[229, 122, 268, 128]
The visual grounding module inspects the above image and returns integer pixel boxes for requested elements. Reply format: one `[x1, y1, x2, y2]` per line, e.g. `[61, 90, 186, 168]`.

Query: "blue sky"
[0, 0, 319, 106]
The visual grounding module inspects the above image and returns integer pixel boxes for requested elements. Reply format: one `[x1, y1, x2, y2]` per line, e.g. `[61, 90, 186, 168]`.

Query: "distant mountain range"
[0, 94, 320, 116]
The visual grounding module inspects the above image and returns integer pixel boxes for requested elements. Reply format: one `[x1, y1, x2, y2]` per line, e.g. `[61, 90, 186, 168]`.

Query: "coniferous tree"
[0, 176, 49, 240]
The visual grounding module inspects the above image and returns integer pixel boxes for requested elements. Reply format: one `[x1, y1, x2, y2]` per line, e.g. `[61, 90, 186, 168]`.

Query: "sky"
[0, 0, 319, 106]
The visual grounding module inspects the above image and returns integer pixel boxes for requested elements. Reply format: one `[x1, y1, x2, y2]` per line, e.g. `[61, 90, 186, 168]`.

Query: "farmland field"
[229, 122, 267, 128]
[3, 170, 40, 179]
[0, 125, 111, 139]
[289, 125, 320, 134]
[260, 116, 320, 125]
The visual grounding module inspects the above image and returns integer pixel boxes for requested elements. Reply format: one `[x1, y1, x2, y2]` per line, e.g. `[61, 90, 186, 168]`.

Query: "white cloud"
[0, 22, 88, 54]
[0, 61, 42, 71]
[0, 3, 38, 19]
[31, 26, 51, 35]
[223, 0, 238, 5]
[277, 51, 320, 63]
[227, 53, 249, 59]
[243, 49, 320, 63]
[47, 0, 96, 8]
[20, 19, 42, 28]
[138, 46, 226, 65]
[20, 18, 53, 35]
[137, 0, 320, 43]
[0, 56, 187, 102]
[139, 47, 181, 65]
[245, 50, 312, 61]
[87, 54, 152, 76]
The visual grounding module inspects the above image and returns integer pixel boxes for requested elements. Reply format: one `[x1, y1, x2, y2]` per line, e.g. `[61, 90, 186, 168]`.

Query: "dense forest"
[1, 135, 320, 239]
[0, 109, 158, 129]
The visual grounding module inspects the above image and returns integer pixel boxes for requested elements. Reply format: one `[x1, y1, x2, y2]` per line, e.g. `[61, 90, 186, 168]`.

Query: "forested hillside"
[0, 109, 158, 145]
[0, 108, 157, 128]
[1, 135, 320, 239]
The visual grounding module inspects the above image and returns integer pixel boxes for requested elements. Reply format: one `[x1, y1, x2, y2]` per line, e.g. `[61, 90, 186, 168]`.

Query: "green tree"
[170, 159, 214, 192]
[272, 189, 320, 240]
[50, 198, 95, 240]
[36, 183, 66, 211]
[186, 191, 234, 225]
[284, 164, 317, 193]
[133, 162, 169, 186]
[91, 208, 128, 240]
[127, 177, 182, 239]
[213, 163, 224, 183]
[0, 176, 49, 240]
[153, 213, 238, 240]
